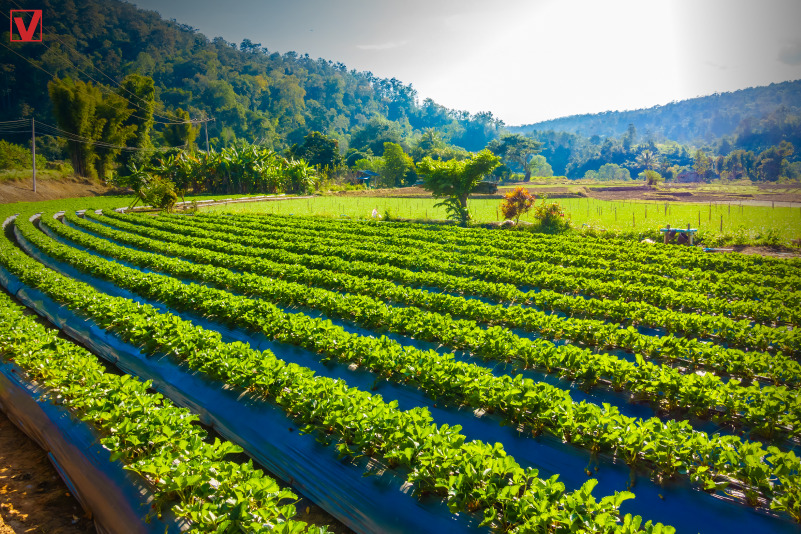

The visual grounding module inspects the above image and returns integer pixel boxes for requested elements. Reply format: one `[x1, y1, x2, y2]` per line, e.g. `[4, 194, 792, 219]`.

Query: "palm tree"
[636, 149, 660, 171]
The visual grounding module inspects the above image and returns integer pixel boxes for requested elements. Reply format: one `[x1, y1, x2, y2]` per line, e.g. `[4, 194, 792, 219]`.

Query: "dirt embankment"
[588, 182, 801, 205]
[0, 176, 120, 205]
[0, 410, 94, 533]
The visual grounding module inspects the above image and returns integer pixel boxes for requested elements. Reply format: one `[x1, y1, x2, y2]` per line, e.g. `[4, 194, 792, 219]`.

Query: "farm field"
[204, 195, 801, 243]
[1, 200, 801, 533]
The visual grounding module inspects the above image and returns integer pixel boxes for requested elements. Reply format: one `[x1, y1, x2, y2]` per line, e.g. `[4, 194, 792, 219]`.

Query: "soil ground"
[0, 410, 94, 534]
[0, 177, 120, 205]
[588, 182, 801, 205]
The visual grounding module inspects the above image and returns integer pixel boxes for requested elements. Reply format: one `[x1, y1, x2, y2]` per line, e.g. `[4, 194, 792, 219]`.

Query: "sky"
[129, 0, 801, 126]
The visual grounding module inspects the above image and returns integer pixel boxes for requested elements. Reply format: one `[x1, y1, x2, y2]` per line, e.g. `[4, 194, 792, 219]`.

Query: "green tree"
[345, 148, 370, 168]
[94, 90, 136, 179]
[756, 141, 794, 182]
[349, 116, 402, 156]
[410, 128, 467, 162]
[284, 158, 317, 194]
[635, 149, 660, 171]
[527, 155, 553, 178]
[719, 149, 755, 180]
[0, 140, 46, 170]
[117, 74, 155, 172]
[487, 134, 541, 180]
[642, 169, 664, 185]
[161, 108, 198, 149]
[48, 78, 103, 178]
[622, 123, 637, 153]
[381, 142, 415, 187]
[692, 149, 714, 181]
[417, 149, 500, 226]
[597, 163, 631, 181]
[288, 131, 341, 171]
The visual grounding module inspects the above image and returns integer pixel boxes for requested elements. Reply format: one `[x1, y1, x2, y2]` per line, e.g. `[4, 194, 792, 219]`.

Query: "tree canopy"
[417, 149, 500, 225]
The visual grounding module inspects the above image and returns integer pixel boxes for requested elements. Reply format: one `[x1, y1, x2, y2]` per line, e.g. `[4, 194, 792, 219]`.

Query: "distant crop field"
[204, 195, 801, 241]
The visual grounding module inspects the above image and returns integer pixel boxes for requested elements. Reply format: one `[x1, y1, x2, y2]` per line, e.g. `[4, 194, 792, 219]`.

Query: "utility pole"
[31, 118, 36, 193]
[204, 115, 210, 153]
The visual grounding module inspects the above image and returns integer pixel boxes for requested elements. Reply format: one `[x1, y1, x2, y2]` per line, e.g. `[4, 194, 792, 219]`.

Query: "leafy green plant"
[532, 197, 571, 233]
[0, 292, 320, 533]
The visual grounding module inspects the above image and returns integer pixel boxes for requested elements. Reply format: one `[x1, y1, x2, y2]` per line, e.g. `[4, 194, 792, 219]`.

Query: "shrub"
[141, 176, 178, 212]
[641, 169, 664, 186]
[0, 140, 46, 170]
[533, 197, 571, 233]
[500, 186, 536, 224]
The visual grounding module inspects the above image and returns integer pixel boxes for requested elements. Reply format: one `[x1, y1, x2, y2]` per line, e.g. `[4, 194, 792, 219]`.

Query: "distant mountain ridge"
[509, 80, 801, 146]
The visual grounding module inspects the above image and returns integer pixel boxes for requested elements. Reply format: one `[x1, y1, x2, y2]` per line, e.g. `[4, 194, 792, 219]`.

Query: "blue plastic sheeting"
[5, 229, 482, 533]
[0, 361, 181, 534]
[19, 218, 801, 533]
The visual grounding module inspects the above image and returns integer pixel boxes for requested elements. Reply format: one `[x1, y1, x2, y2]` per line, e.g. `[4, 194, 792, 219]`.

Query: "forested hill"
[510, 80, 801, 148]
[0, 0, 503, 152]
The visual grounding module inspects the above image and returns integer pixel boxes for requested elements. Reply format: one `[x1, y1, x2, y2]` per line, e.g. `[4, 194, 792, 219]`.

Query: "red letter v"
[13, 10, 41, 41]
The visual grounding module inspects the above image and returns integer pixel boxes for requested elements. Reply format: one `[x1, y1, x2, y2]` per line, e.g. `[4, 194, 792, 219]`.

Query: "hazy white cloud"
[356, 41, 408, 51]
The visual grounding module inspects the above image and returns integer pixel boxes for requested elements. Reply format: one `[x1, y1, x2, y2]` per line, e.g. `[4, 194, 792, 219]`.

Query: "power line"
[34, 120, 168, 151]
[0, 117, 189, 152]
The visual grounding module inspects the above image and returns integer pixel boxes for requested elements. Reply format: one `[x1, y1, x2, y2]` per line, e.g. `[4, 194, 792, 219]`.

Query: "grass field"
[205, 195, 801, 242]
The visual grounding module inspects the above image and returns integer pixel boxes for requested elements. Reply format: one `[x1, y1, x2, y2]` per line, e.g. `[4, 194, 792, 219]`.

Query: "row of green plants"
[192, 212, 798, 304]
[69, 211, 801, 388]
[0, 291, 319, 533]
[247, 211, 801, 279]
[167, 213, 797, 326]
[0, 214, 670, 533]
[101, 211, 800, 355]
[48, 213, 801, 437]
[209, 212, 801, 305]
[199, 211, 800, 297]
[14, 212, 801, 521]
